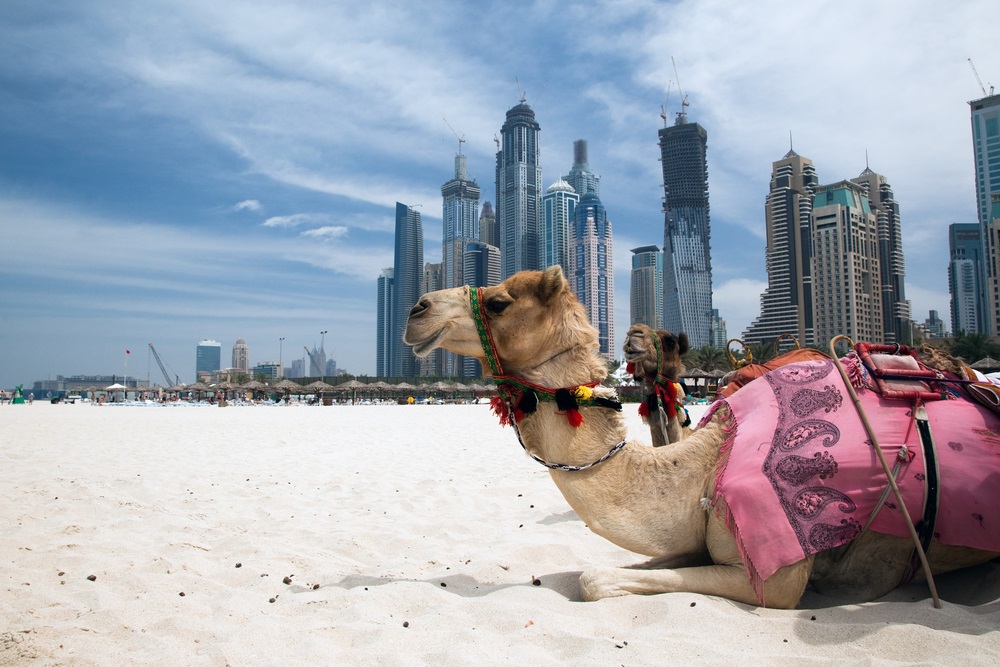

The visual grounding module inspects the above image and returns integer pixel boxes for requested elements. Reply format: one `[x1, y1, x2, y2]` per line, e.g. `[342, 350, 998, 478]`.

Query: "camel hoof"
[579, 568, 631, 601]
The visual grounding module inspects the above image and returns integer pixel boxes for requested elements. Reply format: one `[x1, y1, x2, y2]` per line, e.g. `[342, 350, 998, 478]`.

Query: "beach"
[2, 402, 999, 666]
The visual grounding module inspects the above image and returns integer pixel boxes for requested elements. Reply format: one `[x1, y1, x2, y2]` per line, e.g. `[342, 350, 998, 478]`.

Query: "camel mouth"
[622, 343, 648, 363]
[406, 326, 449, 358]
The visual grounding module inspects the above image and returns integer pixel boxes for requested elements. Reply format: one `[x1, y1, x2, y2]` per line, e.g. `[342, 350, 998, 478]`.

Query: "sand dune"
[2, 402, 999, 665]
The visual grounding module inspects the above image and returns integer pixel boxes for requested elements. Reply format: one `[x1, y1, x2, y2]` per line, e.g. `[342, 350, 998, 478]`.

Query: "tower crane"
[304, 346, 324, 376]
[443, 117, 465, 155]
[671, 57, 690, 120]
[148, 343, 180, 386]
[660, 80, 673, 128]
[968, 58, 994, 96]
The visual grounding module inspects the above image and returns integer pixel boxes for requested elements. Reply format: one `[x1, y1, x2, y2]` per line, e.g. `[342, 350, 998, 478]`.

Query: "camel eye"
[487, 298, 511, 314]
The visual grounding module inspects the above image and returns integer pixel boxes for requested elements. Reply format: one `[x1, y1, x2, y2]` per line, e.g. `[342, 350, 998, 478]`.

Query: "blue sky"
[2, 1, 998, 389]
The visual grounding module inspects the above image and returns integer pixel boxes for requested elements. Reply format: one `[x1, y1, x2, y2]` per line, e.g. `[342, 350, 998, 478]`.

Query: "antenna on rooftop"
[671, 57, 689, 121]
[968, 58, 994, 96]
[443, 117, 465, 155]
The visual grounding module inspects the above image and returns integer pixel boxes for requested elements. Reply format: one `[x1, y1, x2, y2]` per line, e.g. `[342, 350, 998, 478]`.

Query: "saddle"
[717, 335, 829, 399]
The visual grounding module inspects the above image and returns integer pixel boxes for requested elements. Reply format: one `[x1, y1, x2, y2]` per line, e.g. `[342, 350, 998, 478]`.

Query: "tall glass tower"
[630, 245, 663, 329]
[852, 166, 909, 343]
[743, 149, 819, 346]
[563, 139, 600, 197]
[195, 340, 221, 380]
[542, 179, 578, 272]
[441, 150, 480, 377]
[392, 202, 423, 377]
[376, 268, 393, 377]
[948, 223, 984, 336]
[970, 92, 1000, 333]
[570, 193, 614, 358]
[659, 111, 713, 347]
[496, 101, 542, 279]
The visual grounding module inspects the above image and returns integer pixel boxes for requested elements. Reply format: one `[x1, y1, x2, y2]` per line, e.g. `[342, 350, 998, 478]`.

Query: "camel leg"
[647, 404, 670, 448]
[579, 559, 811, 608]
[664, 413, 683, 444]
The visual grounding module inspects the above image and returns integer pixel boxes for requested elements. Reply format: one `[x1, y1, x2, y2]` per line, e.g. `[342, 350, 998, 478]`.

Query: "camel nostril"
[409, 299, 429, 317]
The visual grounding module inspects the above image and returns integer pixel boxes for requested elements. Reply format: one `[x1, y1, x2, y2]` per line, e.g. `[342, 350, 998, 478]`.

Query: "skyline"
[2, 1, 999, 388]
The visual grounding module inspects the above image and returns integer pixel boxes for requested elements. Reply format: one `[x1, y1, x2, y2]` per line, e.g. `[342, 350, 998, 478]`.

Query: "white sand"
[2, 402, 999, 666]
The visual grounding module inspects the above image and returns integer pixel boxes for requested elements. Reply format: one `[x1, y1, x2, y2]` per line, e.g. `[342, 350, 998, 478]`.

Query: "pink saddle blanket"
[713, 359, 1000, 597]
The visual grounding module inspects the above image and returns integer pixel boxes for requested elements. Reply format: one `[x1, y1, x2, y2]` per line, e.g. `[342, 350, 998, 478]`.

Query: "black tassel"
[517, 390, 538, 416]
[645, 393, 658, 415]
[593, 396, 622, 412]
[554, 388, 578, 412]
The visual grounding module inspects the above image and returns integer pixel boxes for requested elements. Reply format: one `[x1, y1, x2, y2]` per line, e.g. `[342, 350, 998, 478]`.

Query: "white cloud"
[301, 225, 348, 240]
[262, 213, 327, 228]
[234, 199, 261, 212]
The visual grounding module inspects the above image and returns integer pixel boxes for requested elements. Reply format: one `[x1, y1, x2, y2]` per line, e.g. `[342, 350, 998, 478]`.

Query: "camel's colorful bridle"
[470, 286, 626, 472]
[628, 330, 684, 422]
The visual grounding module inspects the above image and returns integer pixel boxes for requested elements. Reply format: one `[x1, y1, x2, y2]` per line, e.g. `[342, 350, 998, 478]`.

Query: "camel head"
[623, 323, 689, 380]
[405, 265, 606, 386]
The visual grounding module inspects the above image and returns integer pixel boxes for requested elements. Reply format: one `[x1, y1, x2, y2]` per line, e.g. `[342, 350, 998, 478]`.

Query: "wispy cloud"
[234, 199, 261, 212]
[301, 225, 349, 240]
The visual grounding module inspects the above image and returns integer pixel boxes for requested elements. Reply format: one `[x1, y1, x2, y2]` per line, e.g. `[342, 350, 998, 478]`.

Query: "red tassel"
[566, 409, 584, 428]
[638, 400, 649, 420]
[626, 362, 635, 374]
[490, 395, 512, 427]
[513, 407, 525, 423]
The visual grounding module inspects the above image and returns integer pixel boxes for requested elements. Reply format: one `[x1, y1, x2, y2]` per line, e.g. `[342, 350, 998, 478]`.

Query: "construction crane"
[304, 346, 324, 376]
[671, 56, 690, 120]
[148, 343, 179, 386]
[968, 58, 994, 96]
[443, 117, 465, 155]
[660, 80, 673, 128]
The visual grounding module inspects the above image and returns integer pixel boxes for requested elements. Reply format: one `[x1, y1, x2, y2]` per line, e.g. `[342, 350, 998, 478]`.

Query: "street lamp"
[279, 337, 285, 378]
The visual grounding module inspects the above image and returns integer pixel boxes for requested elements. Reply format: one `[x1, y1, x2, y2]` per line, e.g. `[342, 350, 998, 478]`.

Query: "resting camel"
[623, 323, 689, 447]
[404, 266, 1000, 608]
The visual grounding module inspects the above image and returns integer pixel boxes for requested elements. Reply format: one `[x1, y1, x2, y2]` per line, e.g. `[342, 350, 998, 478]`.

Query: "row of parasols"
[157, 379, 499, 398]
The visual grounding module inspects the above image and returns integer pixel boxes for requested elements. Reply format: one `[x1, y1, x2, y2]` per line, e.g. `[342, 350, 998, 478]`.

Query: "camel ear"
[677, 332, 690, 356]
[539, 265, 567, 303]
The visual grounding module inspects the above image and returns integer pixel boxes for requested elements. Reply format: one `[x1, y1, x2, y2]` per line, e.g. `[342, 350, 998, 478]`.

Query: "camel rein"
[829, 335, 941, 608]
[470, 287, 626, 472]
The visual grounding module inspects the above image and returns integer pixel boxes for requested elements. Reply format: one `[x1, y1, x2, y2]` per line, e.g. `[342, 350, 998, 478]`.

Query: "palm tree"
[685, 345, 728, 372]
[949, 331, 1000, 364]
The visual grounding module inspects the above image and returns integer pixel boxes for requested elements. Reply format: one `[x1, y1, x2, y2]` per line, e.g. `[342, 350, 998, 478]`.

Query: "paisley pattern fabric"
[713, 359, 1000, 593]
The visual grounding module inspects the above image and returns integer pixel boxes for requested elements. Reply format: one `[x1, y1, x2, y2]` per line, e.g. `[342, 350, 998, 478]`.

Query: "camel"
[623, 323, 689, 447]
[404, 266, 999, 608]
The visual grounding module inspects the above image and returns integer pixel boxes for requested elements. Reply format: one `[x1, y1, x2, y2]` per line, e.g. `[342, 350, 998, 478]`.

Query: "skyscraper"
[659, 110, 713, 347]
[195, 339, 221, 380]
[949, 223, 985, 336]
[441, 148, 480, 377]
[441, 152, 481, 291]
[542, 179, 578, 272]
[462, 240, 501, 376]
[744, 149, 819, 346]
[630, 245, 662, 329]
[810, 180, 883, 345]
[419, 262, 445, 376]
[496, 101, 542, 279]
[563, 139, 600, 197]
[231, 338, 249, 372]
[478, 201, 498, 249]
[852, 166, 909, 343]
[970, 92, 1000, 333]
[392, 202, 423, 377]
[376, 268, 393, 377]
[569, 192, 614, 358]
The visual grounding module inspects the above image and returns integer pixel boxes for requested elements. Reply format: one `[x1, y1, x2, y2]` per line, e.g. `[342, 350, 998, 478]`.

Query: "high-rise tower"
[810, 181, 883, 345]
[195, 339, 221, 381]
[496, 101, 542, 279]
[852, 166, 909, 343]
[569, 193, 614, 358]
[478, 201, 498, 249]
[948, 223, 984, 336]
[376, 268, 393, 377]
[563, 139, 600, 197]
[542, 179, 578, 272]
[231, 338, 249, 372]
[441, 147, 480, 377]
[659, 110, 712, 347]
[970, 92, 1000, 333]
[391, 202, 423, 377]
[630, 245, 663, 329]
[743, 149, 819, 346]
